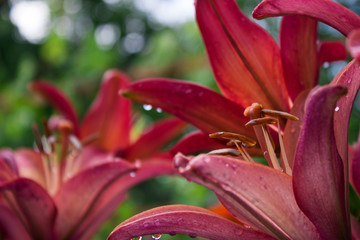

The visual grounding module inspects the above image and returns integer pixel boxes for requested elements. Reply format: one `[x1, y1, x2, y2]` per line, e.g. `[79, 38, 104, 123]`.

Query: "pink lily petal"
[196, 0, 289, 111]
[0, 150, 18, 183]
[71, 146, 113, 174]
[252, 0, 360, 36]
[122, 79, 256, 138]
[108, 205, 274, 240]
[283, 90, 309, 168]
[352, 216, 360, 240]
[54, 160, 136, 239]
[124, 118, 186, 161]
[0, 204, 31, 240]
[80, 70, 132, 151]
[280, 16, 318, 101]
[318, 41, 347, 65]
[29, 81, 79, 136]
[170, 130, 227, 155]
[351, 136, 360, 195]
[293, 85, 349, 239]
[175, 153, 320, 239]
[347, 29, 360, 61]
[13, 149, 46, 188]
[0, 178, 57, 239]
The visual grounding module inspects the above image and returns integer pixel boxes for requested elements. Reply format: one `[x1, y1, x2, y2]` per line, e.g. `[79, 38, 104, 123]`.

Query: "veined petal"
[0, 178, 57, 239]
[29, 81, 79, 136]
[347, 29, 360, 61]
[318, 41, 347, 65]
[253, 0, 360, 36]
[280, 16, 318, 101]
[71, 146, 113, 174]
[54, 160, 135, 239]
[293, 85, 349, 239]
[80, 70, 132, 151]
[108, 205, 274, 240]
[196, 0, 289, 111]
[175, 153, 320, 240]
[122, 79, 256, 138]
[0, 204, 31, 240]
[124, 118, 186, 161]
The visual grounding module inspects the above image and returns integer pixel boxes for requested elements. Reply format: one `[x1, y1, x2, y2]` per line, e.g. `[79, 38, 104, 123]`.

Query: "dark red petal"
[280, 16, 318, 101]
[0, 178, 57, 239]
[123, 79, 256, 138]
[80, 70, 132, 151]
[253, 0, 360, 36]
[347, 29, 360, 61]
[318, 41, 347, 65]
[54, 160, 135, 239]
[125, 118, 186, 160]
[108, 205, 274, 240]
[29, 81, 79, 136]
[293, 85, 349, 239]
[196, 0, 289, 111]
[176, 153, 320, 239]
[0, 204, 31, 240]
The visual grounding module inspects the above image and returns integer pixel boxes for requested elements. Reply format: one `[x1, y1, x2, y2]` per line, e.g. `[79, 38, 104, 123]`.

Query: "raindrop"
[177, 218, 184, 225]
[129, 172, 136, 178]
[185, 89, 192, 94]
[236, 229, 244, 236]
[143, 104, 153, 111]
[169, 232, 176, 236]
[152, 234, 162, 239]
[335, 106, 339, 112]
[323, 62, 330, 68]
[154, 220, 161, 226]
[189, 233, 197, 238]
[130, 237, 142, 240]
[156, 107, 162, 113]
[143, 221, 151, 228]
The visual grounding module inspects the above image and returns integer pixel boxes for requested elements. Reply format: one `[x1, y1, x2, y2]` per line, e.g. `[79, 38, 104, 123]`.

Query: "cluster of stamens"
[32, 117, 84, 195]
[209, 103, 298, 176]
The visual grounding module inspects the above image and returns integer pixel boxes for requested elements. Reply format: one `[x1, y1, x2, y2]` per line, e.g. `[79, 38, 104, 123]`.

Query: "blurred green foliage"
[0, 0, 360, 239]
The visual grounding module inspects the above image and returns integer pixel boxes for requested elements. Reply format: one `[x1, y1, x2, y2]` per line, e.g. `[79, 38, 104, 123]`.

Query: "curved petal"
[280, 16, 318, 101]
[71, 146, 113, 174]
[196, 0, 289, 111]
[0, 204, 31, 240]
[175, 153, 320, 239]
[352, 216, 360, 240]
[122, 79, 256, 138]
[80, 70, 132, 151]
[347, 29, 360, 61]
[108, 205, 274, 240]
[293, 85, 349, 239]
[54, 160, 135, 239]
[253, 0, 360, 36]
[0, 178, 57, 239]
[318, 41, 347, 65]
[124, 118, 186, 161]
[29, 81, 79, 136]
[0, 150, 18, 183]
[350, 136, 360, 195]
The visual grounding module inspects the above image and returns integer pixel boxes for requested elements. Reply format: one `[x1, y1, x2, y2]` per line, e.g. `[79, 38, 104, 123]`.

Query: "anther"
[208, 148, 241, 156]
[32, 123, 44, 153]
[245, 117, 278, 127]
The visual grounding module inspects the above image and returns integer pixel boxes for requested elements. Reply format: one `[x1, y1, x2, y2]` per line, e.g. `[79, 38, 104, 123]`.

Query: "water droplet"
[130, 237, 142, 240]
[189, 233, 197, 238]
[154, 220, 161, 226]
[129, 171, 136, 178]
[152, 234, 162, 239]
[156, 107, 162, 113]
[143, 104, 153, 111]
[143, 221, 151, 228]
[323, 62, 330, 68]
[335, 106, 340, 112]
[185, 89, 192, 94]
[225, 163, 229, 167]
[177, 218, 184, 225]
[236, 229, 243, 236]
[169, 232, 176, 236]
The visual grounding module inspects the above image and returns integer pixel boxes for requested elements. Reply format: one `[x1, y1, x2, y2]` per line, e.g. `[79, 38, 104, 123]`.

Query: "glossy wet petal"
[280, 16, 318, 101]
[175, 153, 320, 239]
[122, 79, 255, 138]
[253, 0, 360, 36]
[125, 118, 186, 161]
[29, 81, 79, 136]
[196, 0, 289, 110]
[347, 29, 360, 61]
[54, 160, 135, 239]
[108, 205, 274, 240]
[0, 178, 57, 239]
[0, 204, 31, 240]
[80, 70, 132, 151]
[293, 85, 349, 239]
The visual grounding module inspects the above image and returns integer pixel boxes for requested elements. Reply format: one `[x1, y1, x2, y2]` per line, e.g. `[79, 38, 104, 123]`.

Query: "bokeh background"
[0, 0, 359, 239]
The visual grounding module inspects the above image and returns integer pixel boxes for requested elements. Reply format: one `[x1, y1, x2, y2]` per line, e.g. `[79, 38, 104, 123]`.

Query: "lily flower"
[121, 0, 346, 156]
[0, 70, 185, 240]
[108, 68, 360, 239]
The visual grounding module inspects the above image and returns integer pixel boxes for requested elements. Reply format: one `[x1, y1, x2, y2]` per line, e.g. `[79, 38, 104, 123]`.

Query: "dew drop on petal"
[177, 218, 184, 225]
[130, 237, 142, 240]
[152, 234, 162, 239]
[236, 229, 243, 236]
[169, 232, 176, 236]
[129, 171, 136, 178]
[143, 221, 151, 228]
[189, 233, 197, 238]
[335, 106, 339, 112]
[323, 62, 330, 68]
[154, 220, 161, 227]
[156, 107, 162, 113]
[143, 104, 153, 111]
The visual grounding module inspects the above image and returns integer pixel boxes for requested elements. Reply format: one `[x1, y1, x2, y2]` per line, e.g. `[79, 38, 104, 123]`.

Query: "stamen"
[245, 117, 278, 127]
[208, 148, 241, 156]
[260, 125, 282, 171]
[32, 123, 44, 153]
[276, 121, 292, 175]
[261, 109, 299, 121]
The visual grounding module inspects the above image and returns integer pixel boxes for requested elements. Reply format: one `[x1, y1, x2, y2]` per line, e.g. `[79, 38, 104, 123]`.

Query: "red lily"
[108, 60, 360, 239]
[121, 0, 346, 158]
[0, 70, 185, 239]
